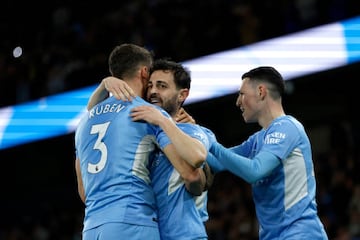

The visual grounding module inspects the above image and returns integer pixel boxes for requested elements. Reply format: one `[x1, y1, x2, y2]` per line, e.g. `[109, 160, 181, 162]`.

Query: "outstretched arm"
[87, 76, 136, 110]
[210, 142, 281, 183]
[206, 152, 226, 174]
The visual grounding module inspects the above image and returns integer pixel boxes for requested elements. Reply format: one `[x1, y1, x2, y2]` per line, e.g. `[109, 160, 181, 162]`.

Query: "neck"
[259, 103, 285, 129]
[126, 79, 144, 97]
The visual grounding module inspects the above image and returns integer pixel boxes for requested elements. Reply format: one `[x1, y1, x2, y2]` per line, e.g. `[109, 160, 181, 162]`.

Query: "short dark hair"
[150, 58, 191, 90]
[242, 66, 285, 99]
[108, 43, 153, 79]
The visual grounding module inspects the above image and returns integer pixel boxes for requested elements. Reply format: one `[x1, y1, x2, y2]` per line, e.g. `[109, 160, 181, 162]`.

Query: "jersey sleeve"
[206, 152, 225, 173]
[210, 141, 281, 183]
[229, 132, 259, 157]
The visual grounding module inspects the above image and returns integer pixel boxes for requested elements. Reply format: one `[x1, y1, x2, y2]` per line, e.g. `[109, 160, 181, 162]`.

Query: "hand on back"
[103, 76, 136, 101]
[131, 105, 167, 126]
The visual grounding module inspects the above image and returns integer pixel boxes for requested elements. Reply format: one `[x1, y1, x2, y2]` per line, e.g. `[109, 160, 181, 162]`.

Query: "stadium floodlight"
[1, 16, 360, 150]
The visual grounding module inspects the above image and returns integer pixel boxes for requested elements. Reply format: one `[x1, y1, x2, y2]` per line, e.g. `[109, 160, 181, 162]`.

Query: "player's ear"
[178, 88, 189, 102]
[140, 66, 149, 79]
[258, 84, 266, 101]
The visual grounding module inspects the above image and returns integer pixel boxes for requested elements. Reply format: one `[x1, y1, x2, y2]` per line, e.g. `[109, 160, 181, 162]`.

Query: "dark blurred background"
[1, 0, 360, 239]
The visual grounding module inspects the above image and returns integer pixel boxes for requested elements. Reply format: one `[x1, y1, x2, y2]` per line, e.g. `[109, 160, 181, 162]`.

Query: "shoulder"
[132, 96, 150, 105]
[177, 122, 203, 132]
[178, 123, 210, 146]
[266, 115, 306, 141]
[199, 125, 214, 134]
[271, 115, 303, 130]
[177, 123, 205, 137]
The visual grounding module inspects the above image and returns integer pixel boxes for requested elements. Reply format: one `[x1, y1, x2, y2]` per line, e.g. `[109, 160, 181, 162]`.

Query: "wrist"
[158, 115, 174, 129]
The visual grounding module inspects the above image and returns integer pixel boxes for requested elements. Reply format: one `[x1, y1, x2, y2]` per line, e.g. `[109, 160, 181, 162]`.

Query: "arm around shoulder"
[87, 76, 136, 110]
[87, 79, 109, 110]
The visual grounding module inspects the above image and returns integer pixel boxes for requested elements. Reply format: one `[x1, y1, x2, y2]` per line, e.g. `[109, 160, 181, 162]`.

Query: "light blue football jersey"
[75, 96, 171, 235]
[230, 115, 328, 239]
[150, 123, 210, 240]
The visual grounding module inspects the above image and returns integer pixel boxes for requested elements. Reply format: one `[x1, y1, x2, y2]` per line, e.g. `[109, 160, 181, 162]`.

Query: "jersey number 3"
[88, 122, 111, 174]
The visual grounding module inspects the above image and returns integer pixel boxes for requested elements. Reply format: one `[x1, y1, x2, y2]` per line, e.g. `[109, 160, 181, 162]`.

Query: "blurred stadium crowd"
[2, 0, 360, 107]
[1, 0, 360, 239]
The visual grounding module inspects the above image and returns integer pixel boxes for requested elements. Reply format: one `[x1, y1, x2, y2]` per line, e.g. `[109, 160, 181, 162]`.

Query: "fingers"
[130, 105, 158, 124]
[178, 115, 195, 124]
[104, 77, 136, 101]
[130, 106, 157, 123]
[121, 85, 136, 100]
[106, 84, 133, 101]
[130, 106, 149, 119]
[175, 108, 196, 124]
[130, 111, 141, 121]
[175, 108, 185, 121]
[131, 105, 149, 112]
[130, 106, 145, 121]
[175, 114, 187, 123]
[117, 86, 135, 101]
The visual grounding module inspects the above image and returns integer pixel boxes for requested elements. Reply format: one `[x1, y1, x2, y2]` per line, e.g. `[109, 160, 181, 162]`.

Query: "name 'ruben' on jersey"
[88, 102, 126, 119]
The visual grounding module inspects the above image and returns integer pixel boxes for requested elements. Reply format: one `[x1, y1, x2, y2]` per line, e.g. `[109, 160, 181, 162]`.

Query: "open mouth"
[149, 97, 160, 105]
